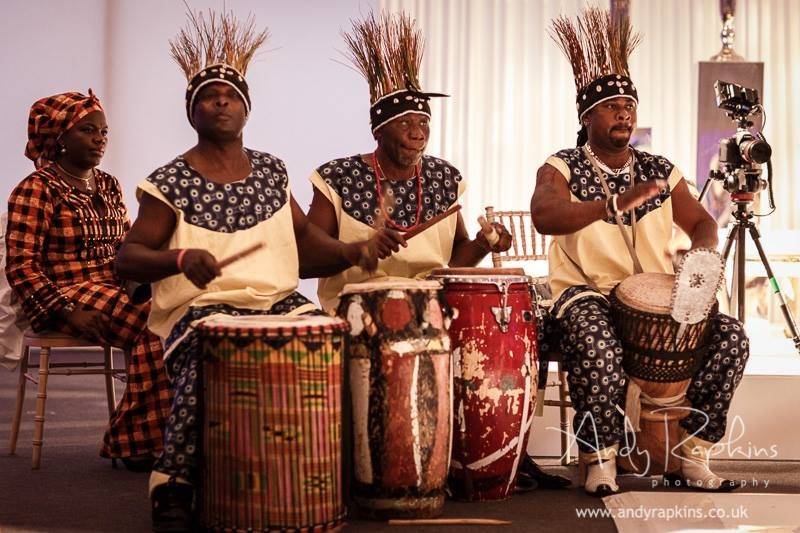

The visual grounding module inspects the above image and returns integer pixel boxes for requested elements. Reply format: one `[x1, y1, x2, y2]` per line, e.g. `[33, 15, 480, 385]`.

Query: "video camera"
[709, 81, 773, 200]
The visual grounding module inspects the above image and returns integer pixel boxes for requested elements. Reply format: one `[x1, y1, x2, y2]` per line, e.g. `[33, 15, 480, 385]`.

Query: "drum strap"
[582, 145, 644, 275]
[623, 380, 686, 432]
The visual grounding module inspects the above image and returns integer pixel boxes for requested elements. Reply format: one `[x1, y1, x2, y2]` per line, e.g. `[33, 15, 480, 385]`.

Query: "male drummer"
[306, 11, 571, 490]
[530, 7, 748, 496]
[115, 9, 402, 531]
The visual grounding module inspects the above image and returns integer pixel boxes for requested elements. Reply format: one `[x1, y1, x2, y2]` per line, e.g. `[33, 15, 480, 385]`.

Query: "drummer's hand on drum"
[615, 179, 668, 212]
[476, 221, 513, 254]
[179, 249, 222, 289]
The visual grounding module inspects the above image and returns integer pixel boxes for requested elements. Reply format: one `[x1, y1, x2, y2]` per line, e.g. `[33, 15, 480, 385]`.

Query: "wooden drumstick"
[218, 242, 265, 268]
[389, 518, 511, 526]
[403, 204, 462, 240]
[478, 215, 500, 246]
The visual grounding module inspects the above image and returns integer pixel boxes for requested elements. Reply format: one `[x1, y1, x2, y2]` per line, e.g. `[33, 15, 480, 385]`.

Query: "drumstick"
[389, 518, 511, 526]
[403, 204, 462, 240]
[478, 215, 500, 246]
[218, 242, 265, 268]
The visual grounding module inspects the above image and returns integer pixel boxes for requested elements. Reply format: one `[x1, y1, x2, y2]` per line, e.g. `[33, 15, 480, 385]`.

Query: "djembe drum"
[197, 315, 347, 532]
[428, 268, 537, 501]
[337, 280, 451, 519]
[610, 272, 716, 475]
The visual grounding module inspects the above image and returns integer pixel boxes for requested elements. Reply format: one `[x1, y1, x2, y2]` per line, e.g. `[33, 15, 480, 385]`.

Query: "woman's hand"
[62, 308, 111, 342]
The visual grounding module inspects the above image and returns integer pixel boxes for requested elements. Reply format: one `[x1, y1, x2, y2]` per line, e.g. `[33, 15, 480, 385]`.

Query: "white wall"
[2, 0, 380, 301]
[1, 0, 107, 205]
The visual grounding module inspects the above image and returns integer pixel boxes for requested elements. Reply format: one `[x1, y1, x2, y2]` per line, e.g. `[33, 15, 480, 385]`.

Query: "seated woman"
[5, 90, 171, 470]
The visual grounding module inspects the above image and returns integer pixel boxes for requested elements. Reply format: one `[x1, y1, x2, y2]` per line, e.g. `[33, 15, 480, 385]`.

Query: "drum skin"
[338, 281, 452, 519]
[432, 270, 537, 501]
[198, 316, 347, 532]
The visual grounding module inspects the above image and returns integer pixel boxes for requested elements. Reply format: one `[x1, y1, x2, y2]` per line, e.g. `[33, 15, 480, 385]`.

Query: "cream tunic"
[310, 154, 466, 311]
[545, 147, 683, 315]
[138, 149, 314, 338]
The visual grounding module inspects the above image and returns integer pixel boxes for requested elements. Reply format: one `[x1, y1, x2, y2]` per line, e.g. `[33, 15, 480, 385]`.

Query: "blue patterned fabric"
[145, 148, 289, 233]
[553, 147, 674, 226]
[316, 154, 461, 229]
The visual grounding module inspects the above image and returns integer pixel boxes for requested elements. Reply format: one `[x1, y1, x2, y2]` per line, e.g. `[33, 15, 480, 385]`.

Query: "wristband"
[612, 194, 621, 215]
[176, 249, 189, 272]
[605, 195, 616, 218]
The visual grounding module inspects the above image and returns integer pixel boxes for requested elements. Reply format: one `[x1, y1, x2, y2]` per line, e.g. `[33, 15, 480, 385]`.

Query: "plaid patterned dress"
[5, 166, 171, 458]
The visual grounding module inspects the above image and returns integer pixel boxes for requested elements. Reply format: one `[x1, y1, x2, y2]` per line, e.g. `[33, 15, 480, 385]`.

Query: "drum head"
[429, 267, 526, 277]
[428, 267, 530, 285]
[197, 314, 347, 337]
[614, 272, 674, 315]
[339, 279, 442, 296]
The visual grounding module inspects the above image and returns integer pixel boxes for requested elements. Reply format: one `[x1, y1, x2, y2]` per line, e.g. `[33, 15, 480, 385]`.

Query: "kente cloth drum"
[610, 272, 715, 475]
[337, 280, 451, 519]
[197, 314, 347, 532]
[429, 268, 538, 501]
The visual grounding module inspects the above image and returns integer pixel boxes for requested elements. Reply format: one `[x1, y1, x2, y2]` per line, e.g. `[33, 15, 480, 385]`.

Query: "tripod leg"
[736, 223, 747, 322]
[721, 223, 737, 263]
[720, 226, 738, 315]
[746, 225, 800, 354]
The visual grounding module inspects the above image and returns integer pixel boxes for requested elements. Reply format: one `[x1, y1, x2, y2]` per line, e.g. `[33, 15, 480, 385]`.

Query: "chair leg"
[103, 346, 116, 417]
[32, 346, 51, 469]
[9, 346, 30, 455]
[557, 362, 571, 466]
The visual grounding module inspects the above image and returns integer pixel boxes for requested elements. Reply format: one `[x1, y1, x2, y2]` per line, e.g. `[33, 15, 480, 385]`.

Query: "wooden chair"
[485, 206, 574, 465]
[8, 329, 124, 469]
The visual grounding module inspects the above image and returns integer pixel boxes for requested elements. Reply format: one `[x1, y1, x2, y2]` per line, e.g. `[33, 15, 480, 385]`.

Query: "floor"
[1, 350, 798, 533]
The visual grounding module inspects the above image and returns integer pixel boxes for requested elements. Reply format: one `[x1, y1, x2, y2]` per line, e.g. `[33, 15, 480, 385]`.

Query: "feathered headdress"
[342, 11, 447, 133]
[550, 6, 641, 123]
[169, 5, 269, 126]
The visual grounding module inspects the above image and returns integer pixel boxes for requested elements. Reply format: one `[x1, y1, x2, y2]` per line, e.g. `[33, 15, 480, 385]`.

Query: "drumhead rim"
[197, 314, 348, 337]
[427, 274, 532, 285]
[339, 279, 442, 295]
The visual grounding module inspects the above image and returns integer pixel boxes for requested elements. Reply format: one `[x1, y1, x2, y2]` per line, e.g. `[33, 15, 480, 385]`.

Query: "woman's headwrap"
[25, 90, 104, 169]
[550, 7, 642, 145]
[169, 7, 268, 127]
[342, 11, 448, 134]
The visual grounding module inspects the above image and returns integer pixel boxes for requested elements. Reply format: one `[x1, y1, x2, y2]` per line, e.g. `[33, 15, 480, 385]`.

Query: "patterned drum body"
[610, 273, 714, 475]
[430, 268, 537, 501]
[338, 280, 451, 519]
[198, 315, 347, 532]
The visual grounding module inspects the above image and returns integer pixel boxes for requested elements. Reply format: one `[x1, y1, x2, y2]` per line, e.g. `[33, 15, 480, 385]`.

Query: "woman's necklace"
[372, 151, 423, 231]
[56, 164, 96, 193]
[585, 144, 633, 175]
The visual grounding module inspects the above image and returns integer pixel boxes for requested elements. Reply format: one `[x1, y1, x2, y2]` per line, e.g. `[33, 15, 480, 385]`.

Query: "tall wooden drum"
[610, 273, 715, 475]
[338, 280, 452, 519]
[198, 314, 347, 532]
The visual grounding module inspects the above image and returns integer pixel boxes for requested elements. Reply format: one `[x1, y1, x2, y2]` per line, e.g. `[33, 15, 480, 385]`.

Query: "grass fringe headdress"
[342, 11, 447, 133]
[550, 5, 641, 125]
[170, 4, 269, 126]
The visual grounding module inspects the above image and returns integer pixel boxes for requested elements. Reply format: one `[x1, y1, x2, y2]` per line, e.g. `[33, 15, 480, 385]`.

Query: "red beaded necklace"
[372, 151, 423, 231]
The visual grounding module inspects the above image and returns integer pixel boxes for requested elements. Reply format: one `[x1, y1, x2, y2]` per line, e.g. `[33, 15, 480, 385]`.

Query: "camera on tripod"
[708, 80, 772, 198]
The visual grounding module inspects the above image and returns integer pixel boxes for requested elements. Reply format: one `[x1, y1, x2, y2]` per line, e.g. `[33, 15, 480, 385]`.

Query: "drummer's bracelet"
[605, 194, 619, 218]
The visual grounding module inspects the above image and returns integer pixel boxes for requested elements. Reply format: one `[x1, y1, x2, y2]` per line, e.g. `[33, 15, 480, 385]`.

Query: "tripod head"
[704, 81, 774, 211]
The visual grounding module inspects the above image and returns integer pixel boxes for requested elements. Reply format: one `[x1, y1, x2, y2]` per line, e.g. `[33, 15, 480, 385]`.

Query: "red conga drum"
[198, 315, 347, 532]
[337, 280, 451, 519]
[429, 268, 538, 501]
